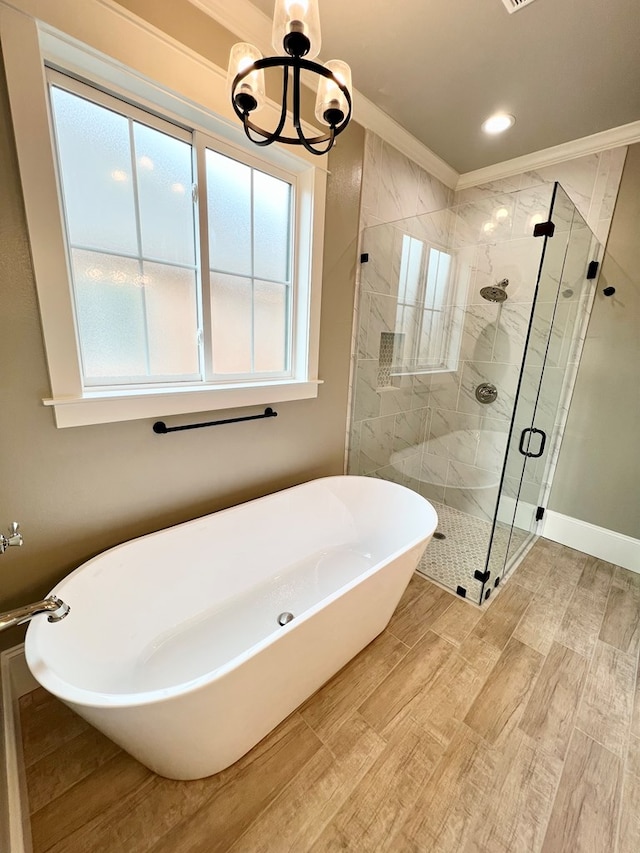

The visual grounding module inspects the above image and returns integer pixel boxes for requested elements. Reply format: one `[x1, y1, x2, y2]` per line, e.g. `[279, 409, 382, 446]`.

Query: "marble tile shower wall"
[350, 185, 558, 523]
[456, 149, 628, 517]
[348, 134, 627, 526]
[455, 146, 628, 246]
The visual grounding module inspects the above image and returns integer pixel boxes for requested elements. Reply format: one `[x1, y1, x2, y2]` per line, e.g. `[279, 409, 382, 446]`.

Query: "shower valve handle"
[475, 383, 498, 404]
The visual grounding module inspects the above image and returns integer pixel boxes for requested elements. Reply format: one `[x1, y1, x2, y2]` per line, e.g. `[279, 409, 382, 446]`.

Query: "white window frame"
[391, 234, 465, 378]
[0, 2, 327, 427]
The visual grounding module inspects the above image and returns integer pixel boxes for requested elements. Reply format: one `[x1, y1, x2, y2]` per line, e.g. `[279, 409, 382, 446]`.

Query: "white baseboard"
[0, 645, 33, 853]
[542, 511, 640, 574]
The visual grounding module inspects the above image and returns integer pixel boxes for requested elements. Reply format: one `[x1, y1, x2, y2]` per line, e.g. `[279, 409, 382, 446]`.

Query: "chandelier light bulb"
[272, 0, 321, 58]
[315, 60, 352, 127]
[227, 43, 265, 114]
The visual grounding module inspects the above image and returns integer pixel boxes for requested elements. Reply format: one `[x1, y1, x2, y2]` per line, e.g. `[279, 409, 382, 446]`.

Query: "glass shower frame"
[481, 184, 601, 600]
[349, 183, 601, 605]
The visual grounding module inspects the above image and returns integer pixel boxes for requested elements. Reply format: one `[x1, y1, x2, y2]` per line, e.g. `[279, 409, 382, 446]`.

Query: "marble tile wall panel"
[370, 461, 409, 488]
[597, 147, 627, 222]
[492, 302, 531, 365]
[428, 409, 482, 466]
[427, 369, 461, 411]
[447, 460, 501, 492]
[511, 184, 557, 240]
[360, 225, 397, 296]
[460, 305, 499, 363]
[360, 133, 382, 225]
[379, 381, 415, 417]
[444, 475, 500, 523]
[405, 208, 455, 248]
[472, 238, 544, 305]
[361, 133, 454, 227]
[411, 371, 433, 410]
[353, 359, 380, 422]
[458, 360, 520, 421]
[411, 452, 449, 503]
[393, 406, 431, 455]
[356, 291, 370, 358]
[451, 195, 516, 248]
[521, 154, 600, 220]
[359, 414, 396, 473]
[365, 293, 398, 360]
[476, 416, 510, 473]
[455, 146, 627, 246]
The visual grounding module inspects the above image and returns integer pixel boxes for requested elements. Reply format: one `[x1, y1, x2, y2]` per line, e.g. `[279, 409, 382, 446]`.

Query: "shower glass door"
[485, 184, 600, 590]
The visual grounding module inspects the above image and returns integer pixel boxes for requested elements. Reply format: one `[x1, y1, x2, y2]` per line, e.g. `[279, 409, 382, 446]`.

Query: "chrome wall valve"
[0, 522, 23, 554]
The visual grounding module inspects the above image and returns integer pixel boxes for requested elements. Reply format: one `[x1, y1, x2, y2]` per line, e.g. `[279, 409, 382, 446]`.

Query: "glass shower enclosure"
[348, 183, 601, 605]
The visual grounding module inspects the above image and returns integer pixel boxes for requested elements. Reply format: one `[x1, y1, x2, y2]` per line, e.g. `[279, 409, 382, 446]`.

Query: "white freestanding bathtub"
[26, 476, 437, 779]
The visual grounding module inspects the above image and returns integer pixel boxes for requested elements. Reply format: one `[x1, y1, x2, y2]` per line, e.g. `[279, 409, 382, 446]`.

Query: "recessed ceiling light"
[482, 113, 516, 135]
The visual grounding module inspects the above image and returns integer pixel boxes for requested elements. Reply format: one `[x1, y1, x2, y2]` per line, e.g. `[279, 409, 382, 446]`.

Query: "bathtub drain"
[277, 612, 295, 626]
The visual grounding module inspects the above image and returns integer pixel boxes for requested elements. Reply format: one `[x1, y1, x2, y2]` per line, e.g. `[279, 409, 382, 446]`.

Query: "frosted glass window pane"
[71, 249, 147, 379]
[50, 87, 137, 255]
[254, 281, 287, 372]
[253, 170, 291, 282]
[143, 262, 200, 376]
[211, 273, 252, 373]
[134, 124, 195, 265]
[206, 150, 251, 276]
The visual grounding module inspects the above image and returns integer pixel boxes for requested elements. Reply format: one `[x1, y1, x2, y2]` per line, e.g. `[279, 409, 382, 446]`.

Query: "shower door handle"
[518, 428, 547, 458]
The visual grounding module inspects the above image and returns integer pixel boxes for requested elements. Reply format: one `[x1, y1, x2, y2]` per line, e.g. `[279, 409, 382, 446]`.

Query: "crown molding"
[353, 94, 458, 189]
[187, 0, 459, 188]
[457, 120, 640, 189]
[189, 0, 268, 49]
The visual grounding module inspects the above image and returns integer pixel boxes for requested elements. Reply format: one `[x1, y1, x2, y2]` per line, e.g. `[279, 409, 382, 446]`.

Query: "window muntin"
[48, 73, 296, 391]
[394, 235, 459, 374]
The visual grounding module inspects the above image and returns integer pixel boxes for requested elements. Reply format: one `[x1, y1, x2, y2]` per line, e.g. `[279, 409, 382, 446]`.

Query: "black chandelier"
[227, 0, 353, 156]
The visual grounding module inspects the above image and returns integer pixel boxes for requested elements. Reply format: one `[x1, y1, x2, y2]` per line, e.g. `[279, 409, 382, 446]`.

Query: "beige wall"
[0, 15, 364, 649]
[549, 143, 640, 539]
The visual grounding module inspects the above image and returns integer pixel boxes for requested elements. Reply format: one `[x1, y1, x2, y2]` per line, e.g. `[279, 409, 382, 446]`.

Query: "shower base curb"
[0, 644, 35, 853]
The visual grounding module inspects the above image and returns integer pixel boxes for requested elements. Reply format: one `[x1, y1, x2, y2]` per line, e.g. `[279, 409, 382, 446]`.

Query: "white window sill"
[43, 380, 322, 428]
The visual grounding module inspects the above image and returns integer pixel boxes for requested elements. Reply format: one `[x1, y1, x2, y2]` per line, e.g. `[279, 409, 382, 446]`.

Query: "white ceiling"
[245, 0, 640, 173]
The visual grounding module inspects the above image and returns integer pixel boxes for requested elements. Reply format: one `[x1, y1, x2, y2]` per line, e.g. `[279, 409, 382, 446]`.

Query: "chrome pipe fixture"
[0, 595, 70, 633]
[0, 521, 23, 554]
[227, 0, 353, 155]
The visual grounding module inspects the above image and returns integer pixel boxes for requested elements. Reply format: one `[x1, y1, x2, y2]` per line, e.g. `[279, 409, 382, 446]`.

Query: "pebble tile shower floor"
[418, 500, 529, 602]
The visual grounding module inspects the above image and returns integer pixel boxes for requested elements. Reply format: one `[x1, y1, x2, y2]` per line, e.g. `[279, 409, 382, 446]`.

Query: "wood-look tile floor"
[19, 538, 640, 853]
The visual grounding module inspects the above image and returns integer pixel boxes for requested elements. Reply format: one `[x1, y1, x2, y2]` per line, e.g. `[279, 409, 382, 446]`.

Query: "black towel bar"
[153, 407, 277, 434]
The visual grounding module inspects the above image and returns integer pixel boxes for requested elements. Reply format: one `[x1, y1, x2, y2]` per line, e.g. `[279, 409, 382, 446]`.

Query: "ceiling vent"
[501, 0, 539, 12]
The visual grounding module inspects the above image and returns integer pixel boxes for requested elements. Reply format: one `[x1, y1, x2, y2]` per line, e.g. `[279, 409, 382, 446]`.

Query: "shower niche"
[349, 183, 600, 604]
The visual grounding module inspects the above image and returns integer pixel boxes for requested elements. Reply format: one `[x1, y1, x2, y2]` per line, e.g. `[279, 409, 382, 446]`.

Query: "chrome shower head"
[480, 278, 509, 303]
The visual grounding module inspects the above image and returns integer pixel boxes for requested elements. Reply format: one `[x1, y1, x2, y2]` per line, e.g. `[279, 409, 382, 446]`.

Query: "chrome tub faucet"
[0, 521, 71, 631]
[0, 596, 70, 633]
